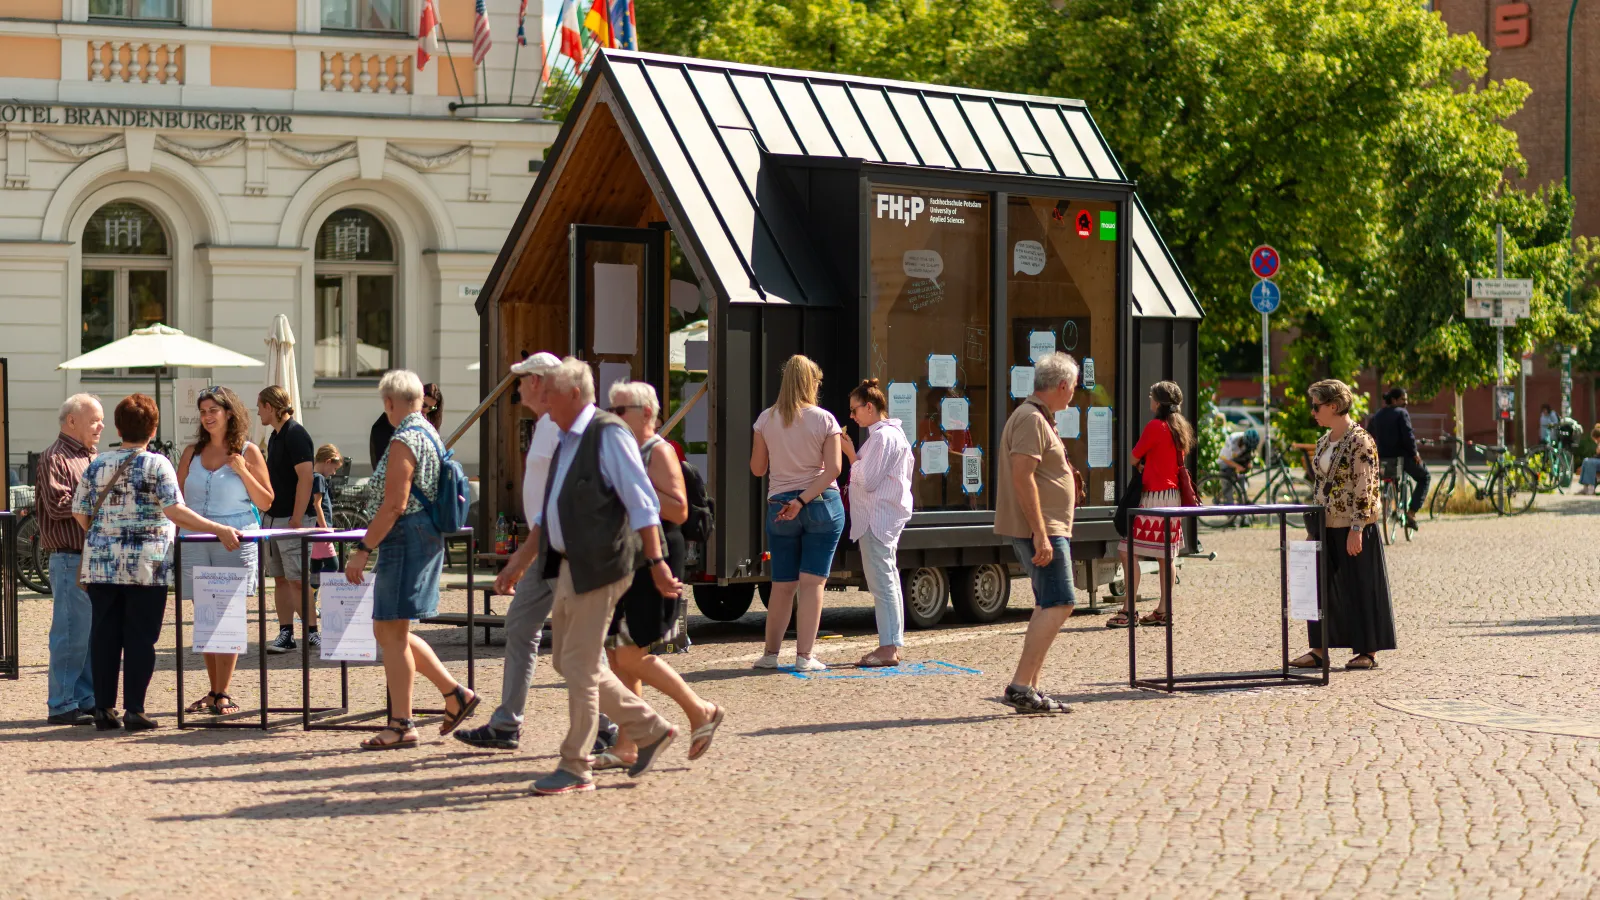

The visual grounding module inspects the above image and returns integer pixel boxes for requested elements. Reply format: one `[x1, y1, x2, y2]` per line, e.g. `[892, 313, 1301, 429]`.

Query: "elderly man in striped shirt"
[39, 394, 104, 725]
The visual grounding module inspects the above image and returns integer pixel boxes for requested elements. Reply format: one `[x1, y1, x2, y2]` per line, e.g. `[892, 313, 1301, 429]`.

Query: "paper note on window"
[682, 380, 708, 443]
[591, 263, 638, 356]
[1056, 406, 1080, 439]
[1087, 407, 1112, 468]
[191, 566, 250, 655]
[961, 447, 983, 494]
[319, 575, 377, 662]
[1028, 331, 1056, 363]
[920, 440, 949, 475]
[598, 362, 631, 397]
[887, 382, 917, 444]
[1010, 366, 1034, 399]
[940, 397, 969, 431]
[927, 354, 958, 388]
[1289, 541, 1321, 621]
[684, 336, 710, 372]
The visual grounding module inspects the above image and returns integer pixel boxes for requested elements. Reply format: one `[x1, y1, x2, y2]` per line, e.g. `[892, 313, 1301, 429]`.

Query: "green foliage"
[1195, 383, 1227, 469]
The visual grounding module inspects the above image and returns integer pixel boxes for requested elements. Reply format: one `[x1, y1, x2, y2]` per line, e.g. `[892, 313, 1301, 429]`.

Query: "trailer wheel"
[901, 567, 950, 629]
[692, 583, 755, 622]
[950, 563, 1011, 623]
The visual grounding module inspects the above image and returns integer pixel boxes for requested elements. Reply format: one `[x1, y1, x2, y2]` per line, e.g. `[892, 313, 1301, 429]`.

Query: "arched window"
[81, 201, 171, 370]
[314, 208, 396, 379]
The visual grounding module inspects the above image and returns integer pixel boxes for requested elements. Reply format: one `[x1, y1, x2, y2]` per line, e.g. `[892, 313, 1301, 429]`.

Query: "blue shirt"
[533, 404, 661, 554]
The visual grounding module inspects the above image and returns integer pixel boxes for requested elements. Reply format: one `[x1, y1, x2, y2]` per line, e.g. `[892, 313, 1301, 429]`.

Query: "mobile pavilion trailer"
[476, 50, 1204, 626]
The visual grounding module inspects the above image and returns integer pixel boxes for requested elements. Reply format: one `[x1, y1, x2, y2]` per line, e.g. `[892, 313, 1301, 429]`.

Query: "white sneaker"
[794, 655, 828, 672]
[753, 653, 781, 669]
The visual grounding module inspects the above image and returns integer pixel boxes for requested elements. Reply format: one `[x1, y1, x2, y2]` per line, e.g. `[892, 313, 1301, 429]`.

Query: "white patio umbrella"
[262, 314, 303, 445]
[58, 322, 263, 443]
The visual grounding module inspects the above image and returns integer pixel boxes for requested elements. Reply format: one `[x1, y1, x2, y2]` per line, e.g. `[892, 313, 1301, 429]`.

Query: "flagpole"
[437, 20, 468, 106]
[507, 38, 521, 104]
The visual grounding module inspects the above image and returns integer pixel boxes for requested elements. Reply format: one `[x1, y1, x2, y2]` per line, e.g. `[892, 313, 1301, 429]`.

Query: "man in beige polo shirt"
[994, 351, 1078, 714]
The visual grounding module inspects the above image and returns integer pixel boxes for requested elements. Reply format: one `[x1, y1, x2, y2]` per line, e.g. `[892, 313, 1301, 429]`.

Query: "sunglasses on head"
[199, 386, 226, 400]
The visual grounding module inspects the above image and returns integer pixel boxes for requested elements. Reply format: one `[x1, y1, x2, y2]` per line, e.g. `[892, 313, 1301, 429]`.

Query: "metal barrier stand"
[0, 511, 18, 680]
[174, 530, 314, 730]
[299, 528, 475, 732]
[1129, 503, 1330, 693]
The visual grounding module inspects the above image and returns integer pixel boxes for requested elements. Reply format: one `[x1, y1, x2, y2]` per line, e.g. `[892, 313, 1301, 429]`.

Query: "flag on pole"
[543, 0, 584, 82]
[584, 0, 613, 48]
[472, 0, 492, 64]
[516, 0, 528, 45]
[609, 0, 636, 51]
[417, 0, 440, 70]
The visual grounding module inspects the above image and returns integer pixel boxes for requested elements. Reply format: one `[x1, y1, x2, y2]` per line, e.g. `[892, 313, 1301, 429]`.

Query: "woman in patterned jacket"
[1290, 379, 1397, 671]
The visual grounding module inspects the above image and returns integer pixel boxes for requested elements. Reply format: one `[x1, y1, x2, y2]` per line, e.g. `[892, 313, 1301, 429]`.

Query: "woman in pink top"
[749, 355, 845, 672]
[845, 379, 914, 667]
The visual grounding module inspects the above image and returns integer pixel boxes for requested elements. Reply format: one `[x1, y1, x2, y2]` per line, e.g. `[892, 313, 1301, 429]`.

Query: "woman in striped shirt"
[844, 379, 914, 667]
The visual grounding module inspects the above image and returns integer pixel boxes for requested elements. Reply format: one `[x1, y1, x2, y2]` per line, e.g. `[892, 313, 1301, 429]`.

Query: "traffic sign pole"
[1495, 223, 1506, 451]
[1249, 246, 1281, 472]
[1262, 310, 1271, 471]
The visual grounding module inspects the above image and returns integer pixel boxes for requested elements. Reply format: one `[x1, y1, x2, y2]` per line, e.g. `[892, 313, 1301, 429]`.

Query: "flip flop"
[856, 653, 901, 668]
[437, 685, 479, 736]
[687, 705, 725, 761]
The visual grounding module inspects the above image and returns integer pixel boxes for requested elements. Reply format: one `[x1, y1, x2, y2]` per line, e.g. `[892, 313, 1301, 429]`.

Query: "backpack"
[641, 436, 714, 544]
[401, 424, 470, 534]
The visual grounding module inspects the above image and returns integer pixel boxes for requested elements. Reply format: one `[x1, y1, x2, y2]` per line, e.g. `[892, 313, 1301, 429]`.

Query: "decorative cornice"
[154, 135, 245, 164]
[385, 144, 471, 171]
[269, 139, 357, 167]
[28, 130, 124, 159]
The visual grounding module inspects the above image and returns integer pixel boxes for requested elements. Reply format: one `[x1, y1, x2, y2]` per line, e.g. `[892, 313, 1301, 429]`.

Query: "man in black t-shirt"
[257, 385, 319, 653]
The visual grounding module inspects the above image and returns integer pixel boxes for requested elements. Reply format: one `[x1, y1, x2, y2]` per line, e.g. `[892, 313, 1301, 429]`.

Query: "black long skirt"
[1306, 524, 1397, 654]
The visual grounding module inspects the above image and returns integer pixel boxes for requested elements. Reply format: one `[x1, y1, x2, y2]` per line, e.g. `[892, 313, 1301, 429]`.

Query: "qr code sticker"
[1103, 481, 1115, 502]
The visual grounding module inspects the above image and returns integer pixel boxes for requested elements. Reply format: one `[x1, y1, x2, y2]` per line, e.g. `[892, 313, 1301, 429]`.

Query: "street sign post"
[1250, 245, 1280, 279]
[1250, 280, 1281, 314]
[1250, 249, 1281, 469]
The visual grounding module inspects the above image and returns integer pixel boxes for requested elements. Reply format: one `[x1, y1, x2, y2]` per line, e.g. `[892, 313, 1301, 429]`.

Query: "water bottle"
[494, 512, 508, 555]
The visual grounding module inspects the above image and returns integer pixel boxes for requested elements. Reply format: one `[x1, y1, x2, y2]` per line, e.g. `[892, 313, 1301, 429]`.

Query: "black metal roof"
[480, 50, 1203, 320]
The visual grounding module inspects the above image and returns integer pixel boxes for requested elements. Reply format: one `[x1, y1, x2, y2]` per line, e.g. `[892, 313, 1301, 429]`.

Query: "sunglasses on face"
[609, 405, 646, 415]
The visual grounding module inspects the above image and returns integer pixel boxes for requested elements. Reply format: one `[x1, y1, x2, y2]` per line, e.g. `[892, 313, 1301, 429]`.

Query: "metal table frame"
[1129, 504, 1330, 692]
[298, 528, 476, 732]
[0, 511, 17, 680]
[174, 530, 315, 730]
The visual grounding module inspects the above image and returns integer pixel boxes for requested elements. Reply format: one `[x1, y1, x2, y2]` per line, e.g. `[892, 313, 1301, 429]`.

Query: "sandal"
[360, 717, 419, 751]
[1138, 610, 1168, 627]
[592, 750, 632, 771]
[1345, 654, 1378, 670]
[186, 692, 217, 714]
[1106, 612, 1132, 629]
[856, 652, 900, 668]
[437, 684, 479, 736]
[210, 692, 241, 716]
[1288, 652, 1325, 669]
[687, 705, 725, 761]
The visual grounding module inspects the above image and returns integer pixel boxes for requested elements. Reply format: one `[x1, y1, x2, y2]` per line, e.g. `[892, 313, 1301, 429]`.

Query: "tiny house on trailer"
[475, 50, 1204, 627]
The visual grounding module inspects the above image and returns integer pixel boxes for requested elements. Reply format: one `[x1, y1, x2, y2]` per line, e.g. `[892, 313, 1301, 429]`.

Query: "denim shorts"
[1009, 536, 1076, 609]
[766, 488, 845, 582]
[371, 512, 444, 621]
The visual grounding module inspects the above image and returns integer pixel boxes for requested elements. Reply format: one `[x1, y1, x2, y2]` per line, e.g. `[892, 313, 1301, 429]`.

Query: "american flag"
[516, 0, 527, 46]
[472, 0, 492, 65]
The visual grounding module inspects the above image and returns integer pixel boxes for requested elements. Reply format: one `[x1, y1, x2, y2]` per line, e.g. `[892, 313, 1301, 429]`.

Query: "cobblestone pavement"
[3, 497, 1599, 898]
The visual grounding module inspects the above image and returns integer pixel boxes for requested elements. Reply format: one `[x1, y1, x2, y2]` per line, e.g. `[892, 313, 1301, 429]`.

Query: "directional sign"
[1250, 245, 1280, 279]
[1250, 279, 1281, 314]
[1470, 278, 1533, 299]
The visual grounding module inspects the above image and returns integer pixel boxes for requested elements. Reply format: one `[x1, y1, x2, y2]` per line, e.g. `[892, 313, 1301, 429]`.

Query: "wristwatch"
[648, 557, 668, 566]
[355, 540, 374, 554]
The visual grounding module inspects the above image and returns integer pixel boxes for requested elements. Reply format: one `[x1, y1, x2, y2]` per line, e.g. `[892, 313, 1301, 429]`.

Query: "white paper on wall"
[1028, 331, 1056, 363]
[192, 565, 250, 655]
[927, 354, 958, 388]
[592, 263, 639, 355]
[961, 447, 983, 494]
[920, 440, 950, 475]
[1087, 406, 1113, 468]
[888, 382, 917, 444]
[1010, 366, 1034, 399]
[1289, 541, 1321, 621]
[682, 380, 708, 443]
[940, 397, 970, 431]
[319, 575, 377, 662]
[1056, 406, 1080, 440]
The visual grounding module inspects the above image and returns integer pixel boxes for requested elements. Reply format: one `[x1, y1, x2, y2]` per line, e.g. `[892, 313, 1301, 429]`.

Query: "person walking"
[1108, 381, 1194, 629]
[454, 352, 571, 751]
[422, 383, 444, 431]
[527, 358, 681, 796]
[308, 445, 342, 585]
[994, 352, 1079, 714]
[39, 394, 104, 725]
[176, 386, 274, 717]
[1367, 388, 1429, 531]
[844, 378, 913, 667]
[346, 370, 478, 749]
[1291, 379, 1397, 671]
[1539, 403, 1559, 447]
[257, 386, 319, 653]
[593, 381, 724, 769]
[749, 355, 845, 672]
[1578, 424, 1600, 494]
[72, 394, 243, 732]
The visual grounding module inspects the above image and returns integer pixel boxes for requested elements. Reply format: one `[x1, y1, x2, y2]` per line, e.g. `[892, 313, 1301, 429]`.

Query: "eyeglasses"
[608, 405, 646, 415]
[1310, 402, 1324, 413]
[422, 402, 438, 412]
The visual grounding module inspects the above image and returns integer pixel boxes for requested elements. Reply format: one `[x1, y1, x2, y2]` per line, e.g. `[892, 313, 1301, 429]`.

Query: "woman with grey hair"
[346, 369, 478, 749]
[1290, 378, 1396, 671]
[594, 381, 724, 767]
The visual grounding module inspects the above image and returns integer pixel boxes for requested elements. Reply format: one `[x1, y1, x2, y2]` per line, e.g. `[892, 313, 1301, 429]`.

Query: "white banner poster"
[1289, 541, 1321, 621]
[1087, 407, 1113, 468]
[319, 575, 378, 662]
[887, 382, 918, 445]
[920, 440, 950, 475]
[192, 565, 250, 655]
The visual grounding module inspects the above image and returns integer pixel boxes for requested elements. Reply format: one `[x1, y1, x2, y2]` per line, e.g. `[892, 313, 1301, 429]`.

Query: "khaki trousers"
[550, 561, 670, 778]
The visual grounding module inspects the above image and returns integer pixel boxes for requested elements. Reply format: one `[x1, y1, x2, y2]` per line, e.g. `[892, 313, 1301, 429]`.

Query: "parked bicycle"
[1523, 441, 1574, 493]
[1196, 444, 1308, 529]
[1427, 436, 1538, 517]
[5, 485, 52, 594]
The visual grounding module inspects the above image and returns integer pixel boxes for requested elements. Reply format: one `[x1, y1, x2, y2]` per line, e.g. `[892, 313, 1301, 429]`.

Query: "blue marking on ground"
[786, 660, 984, 681]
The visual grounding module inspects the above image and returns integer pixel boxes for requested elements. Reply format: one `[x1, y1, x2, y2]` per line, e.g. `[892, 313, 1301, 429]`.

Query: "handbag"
[1112, 470, 1143, 538]
[78, 452, 139, 590]
[1173, 429, 1199, 507]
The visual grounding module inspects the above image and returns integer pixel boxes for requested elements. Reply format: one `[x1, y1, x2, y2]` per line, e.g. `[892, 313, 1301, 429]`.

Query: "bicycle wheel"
[1428, 469, 1455, 519]
[15, 515, 51, 594]
[1195, 472, 1237, 529]
[1553, 448, 1574, 490]
[1505, 462, 1540, 514]
[1268, 476, 1306, 528]
[1399, 479, 1415, 541]
[1380, 484, 1397, 545]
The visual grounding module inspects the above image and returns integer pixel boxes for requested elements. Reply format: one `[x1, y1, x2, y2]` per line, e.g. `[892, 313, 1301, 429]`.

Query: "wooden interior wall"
[488, 98, 666, 524]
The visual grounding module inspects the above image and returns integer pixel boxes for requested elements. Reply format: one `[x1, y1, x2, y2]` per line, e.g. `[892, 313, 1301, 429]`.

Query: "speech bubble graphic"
[1013, 240, 1046, 275]
[902, 249, 944, 284]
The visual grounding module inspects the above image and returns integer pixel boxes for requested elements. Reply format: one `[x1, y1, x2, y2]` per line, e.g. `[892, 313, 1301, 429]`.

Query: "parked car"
[1215, 405, 1266, 434]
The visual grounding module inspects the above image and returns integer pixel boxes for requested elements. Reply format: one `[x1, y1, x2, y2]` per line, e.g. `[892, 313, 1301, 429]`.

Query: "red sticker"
[1074, 210, 1093, 238]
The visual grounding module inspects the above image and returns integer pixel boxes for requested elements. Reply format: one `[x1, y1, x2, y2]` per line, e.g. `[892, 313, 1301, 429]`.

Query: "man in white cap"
[457, 352, 617, 749]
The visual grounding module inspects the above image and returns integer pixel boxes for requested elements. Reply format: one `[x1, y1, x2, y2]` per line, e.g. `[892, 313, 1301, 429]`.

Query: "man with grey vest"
[529, 357, 681, 796]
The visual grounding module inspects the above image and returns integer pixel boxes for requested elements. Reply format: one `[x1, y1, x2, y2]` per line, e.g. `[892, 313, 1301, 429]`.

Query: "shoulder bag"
[77, 452, 139, 590]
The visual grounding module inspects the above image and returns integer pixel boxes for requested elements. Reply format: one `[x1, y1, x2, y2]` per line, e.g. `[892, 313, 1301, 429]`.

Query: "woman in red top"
[1109, 381, 1194, 628]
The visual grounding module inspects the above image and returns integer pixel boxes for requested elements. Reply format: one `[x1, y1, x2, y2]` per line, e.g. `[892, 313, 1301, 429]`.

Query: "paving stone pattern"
[2, 498, 1598, 897]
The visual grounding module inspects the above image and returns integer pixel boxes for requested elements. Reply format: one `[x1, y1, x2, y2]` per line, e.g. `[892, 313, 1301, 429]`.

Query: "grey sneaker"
[265, 628, 295, 654]
[307, 631, 321, 650]
[628, 726, 678, 779]
[531, 769, 595, 796]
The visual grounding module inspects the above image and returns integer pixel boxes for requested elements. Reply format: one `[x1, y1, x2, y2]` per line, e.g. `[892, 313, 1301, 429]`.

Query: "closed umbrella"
[57, 322, 263, 443]
[262, 314, 303, 445]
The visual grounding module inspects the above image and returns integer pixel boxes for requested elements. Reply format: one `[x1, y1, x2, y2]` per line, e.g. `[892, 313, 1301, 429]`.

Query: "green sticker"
[1099, 210, 1117, 241]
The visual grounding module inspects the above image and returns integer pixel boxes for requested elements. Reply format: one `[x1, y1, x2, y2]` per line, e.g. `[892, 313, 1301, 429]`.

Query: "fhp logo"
[875, 193, 926, 226]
